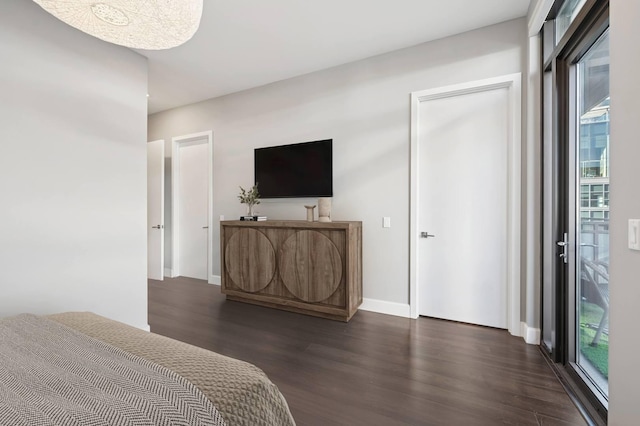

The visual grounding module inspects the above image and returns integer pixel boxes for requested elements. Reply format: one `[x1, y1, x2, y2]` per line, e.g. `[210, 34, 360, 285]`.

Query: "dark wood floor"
[148, 277, 586, 426]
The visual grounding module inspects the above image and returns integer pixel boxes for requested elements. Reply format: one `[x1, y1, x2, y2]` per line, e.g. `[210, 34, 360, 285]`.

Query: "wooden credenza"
[220, 220, 362, 321]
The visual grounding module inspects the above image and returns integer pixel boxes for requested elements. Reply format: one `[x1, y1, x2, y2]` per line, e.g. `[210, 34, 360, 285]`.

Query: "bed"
[0, 312, 296, 426]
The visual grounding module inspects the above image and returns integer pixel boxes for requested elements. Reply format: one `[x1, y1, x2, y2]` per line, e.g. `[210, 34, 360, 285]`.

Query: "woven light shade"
[33, 0, 203, 50]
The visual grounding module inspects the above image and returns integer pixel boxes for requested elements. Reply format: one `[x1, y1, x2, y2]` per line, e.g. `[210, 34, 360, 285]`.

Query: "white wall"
[0, 0, 148, 329]
[608, 0, 640, 423]
[149, 18, 528, 310]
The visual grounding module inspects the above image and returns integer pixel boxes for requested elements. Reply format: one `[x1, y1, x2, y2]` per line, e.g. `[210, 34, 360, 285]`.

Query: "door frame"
[409, 74, 522, 337]
[171, 131, 215, 284]
[147, 139, 165, 280]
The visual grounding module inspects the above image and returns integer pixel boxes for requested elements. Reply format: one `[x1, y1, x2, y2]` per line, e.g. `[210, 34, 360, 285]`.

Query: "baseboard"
[163, 268, 175, 278]
[138, 324, 151, 332]
[209, 275, 221, 285]
[359, 298, 411, 318]
[520, 322, 541, 345]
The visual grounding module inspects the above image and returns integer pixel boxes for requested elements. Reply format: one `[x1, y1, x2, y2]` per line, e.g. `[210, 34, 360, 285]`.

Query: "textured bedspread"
[0, 314, 226, 426]
[47, 312, 296, 426]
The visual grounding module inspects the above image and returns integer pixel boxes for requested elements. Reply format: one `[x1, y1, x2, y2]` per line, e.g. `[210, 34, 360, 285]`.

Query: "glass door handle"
[557, 232, 569, 264]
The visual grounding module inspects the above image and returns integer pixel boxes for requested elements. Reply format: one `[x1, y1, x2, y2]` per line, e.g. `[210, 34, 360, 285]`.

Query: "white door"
[177, 139, 209, 280]
[417, 87, 508, 329]
[147, 140, 165, 280]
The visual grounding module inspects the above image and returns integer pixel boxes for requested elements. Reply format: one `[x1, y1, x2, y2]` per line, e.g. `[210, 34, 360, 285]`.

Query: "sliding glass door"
[540, 0, 609, 421]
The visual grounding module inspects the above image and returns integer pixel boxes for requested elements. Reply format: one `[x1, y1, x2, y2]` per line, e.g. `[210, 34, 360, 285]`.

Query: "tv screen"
[255, 139, 333, 198]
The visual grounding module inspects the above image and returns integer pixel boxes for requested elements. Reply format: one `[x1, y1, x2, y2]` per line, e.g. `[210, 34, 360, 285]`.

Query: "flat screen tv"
[255, 139, 333, 198]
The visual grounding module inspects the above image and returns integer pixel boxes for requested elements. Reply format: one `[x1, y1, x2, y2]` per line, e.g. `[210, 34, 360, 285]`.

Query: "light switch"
[383, 217, 391, 228]
[219, 215, 225, 221]
[629, 219, 640, 251]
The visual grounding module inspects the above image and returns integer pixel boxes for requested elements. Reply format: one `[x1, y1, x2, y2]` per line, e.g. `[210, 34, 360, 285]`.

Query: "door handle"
[557, 232, 569, 264]
[420, 232, 435, 238]
[151, 224, 163, 229]
[202, 226, 209, 229]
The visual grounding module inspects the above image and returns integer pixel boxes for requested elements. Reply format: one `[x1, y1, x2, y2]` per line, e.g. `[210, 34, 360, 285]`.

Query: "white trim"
[520, 322, 541, 345]
[206, 134, 214, 285]
[210, 275, 221, 285]
[163, 268, 175, 278]
[138, 324, 151, 332]
[409, 73, 522, 338]
[359, 298, 411, 318]
[525, 35, 543, 343]
[171, 131, 214, 283]
[147, 139, 165, 281]
[527, 0, 554, 36]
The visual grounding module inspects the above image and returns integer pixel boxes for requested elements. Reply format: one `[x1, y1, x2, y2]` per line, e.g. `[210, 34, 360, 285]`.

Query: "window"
[556, 0, 588, 41]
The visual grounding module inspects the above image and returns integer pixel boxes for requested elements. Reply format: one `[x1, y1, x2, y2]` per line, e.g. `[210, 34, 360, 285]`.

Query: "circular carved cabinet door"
[225, 228, 276, 292]
[279, 230, 343, 303]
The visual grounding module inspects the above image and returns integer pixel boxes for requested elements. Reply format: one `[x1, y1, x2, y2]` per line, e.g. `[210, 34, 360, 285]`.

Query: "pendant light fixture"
[32, 0, 204, 50]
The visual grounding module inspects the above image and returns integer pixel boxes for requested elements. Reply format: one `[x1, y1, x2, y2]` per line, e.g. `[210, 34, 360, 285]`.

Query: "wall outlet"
[219, 215, 225, 221]
[383, 217, 391, 228]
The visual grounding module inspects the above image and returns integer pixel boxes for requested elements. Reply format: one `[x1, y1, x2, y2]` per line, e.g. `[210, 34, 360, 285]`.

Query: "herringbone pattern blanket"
[47, 312, 296, 426]
[0, 314, 226, 426]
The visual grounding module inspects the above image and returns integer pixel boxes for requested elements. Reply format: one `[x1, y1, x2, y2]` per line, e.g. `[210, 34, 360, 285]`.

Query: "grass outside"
[580, 300, 608, 378]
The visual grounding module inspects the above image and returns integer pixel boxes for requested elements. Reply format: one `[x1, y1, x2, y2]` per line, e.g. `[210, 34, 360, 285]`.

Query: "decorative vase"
[304, 205, 316, 222]
[318, 198, 332, 222]
[246, 204, 255, 216]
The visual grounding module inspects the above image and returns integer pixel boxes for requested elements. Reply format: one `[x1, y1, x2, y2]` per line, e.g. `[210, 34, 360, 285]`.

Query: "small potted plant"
[238, 183, 260, 216]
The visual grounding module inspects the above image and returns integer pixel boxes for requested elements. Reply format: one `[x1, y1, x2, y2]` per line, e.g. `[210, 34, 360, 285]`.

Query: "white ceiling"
[140, 0, 531, 114]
